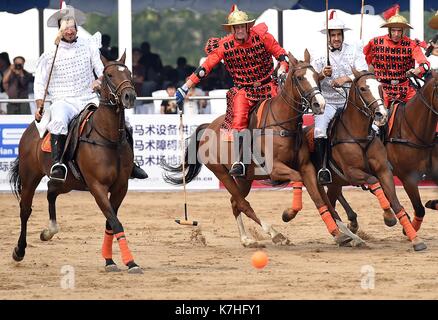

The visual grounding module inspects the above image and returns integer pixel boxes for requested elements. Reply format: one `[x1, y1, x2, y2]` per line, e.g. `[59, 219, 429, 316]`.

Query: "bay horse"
[339, 70, 438, 236]
[9, 53, 143, 273]
[163, 50, 359, 248]
[294, 69, 426, 251]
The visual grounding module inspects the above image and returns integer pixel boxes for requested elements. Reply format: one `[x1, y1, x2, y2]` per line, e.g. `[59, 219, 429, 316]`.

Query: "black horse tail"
[9, 157, 21, 200]
[162, 123, 210, 185]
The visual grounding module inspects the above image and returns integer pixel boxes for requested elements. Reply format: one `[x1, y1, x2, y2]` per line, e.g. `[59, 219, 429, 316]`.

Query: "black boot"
[314, 137, 332, 185]
[126, 126, 148, 179]
[229, 135, 246, 177]
[50, 134, 68, 182]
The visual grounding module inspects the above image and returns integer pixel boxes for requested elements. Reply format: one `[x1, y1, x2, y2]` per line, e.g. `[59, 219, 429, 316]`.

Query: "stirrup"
[229, 162, 245, 177]
[317, 168, 332, 185]
[50, 163, 68, 182]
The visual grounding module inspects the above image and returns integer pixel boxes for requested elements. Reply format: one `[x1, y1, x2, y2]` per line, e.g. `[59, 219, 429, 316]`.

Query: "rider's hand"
[331, 76, 349, 88]
[322, 66, 332, 77]
[91, 79, 102, 92]
[176, 85, 189, 111]
[35, 99, 44, 122]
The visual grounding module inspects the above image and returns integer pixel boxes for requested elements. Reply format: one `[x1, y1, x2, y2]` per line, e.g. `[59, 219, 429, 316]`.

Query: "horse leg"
[40, 180, 62, 241]
[400, 176, 425, 232]
[369, 164, 426, 251]
[425, 154, 438, 211]
[282, 181, 303, 223]
[330, 186, 359, 234]
[89, 184, 142, 273]
[13, 175, 43, 261]
[100, 187, 129, 272]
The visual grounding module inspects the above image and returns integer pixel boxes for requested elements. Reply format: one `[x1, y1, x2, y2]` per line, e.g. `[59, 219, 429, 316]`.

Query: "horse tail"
[9, 157, 21, 200]
[162, 123, 209, 185]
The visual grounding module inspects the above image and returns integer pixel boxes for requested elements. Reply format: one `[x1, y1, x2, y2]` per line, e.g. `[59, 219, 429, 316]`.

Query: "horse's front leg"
[368, 158, 426, 251]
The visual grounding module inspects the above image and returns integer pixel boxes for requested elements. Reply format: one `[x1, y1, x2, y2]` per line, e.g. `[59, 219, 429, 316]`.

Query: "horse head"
[285, 49, 326, 115]
[351, 68, 387, 127]
[100, 51, 136, 109]
[418, 70, 438, 115]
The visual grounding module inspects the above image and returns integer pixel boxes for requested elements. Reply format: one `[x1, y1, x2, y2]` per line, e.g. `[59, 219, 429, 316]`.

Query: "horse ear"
[119, 50, 126, 64]
[351, 66, 361, 79]
[288, 51, 298, 67]
[100, 53, 108, 66]
[304, 49, 310, 63]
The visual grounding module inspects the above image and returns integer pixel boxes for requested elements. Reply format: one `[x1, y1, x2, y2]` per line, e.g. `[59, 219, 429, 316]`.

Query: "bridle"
[350, 72, 385, 119]
[99, 62, 135, 111]
[280, 64, 322, 114]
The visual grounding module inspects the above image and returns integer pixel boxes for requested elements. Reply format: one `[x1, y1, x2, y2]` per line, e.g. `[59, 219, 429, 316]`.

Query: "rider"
[426, 11, 438, 57]
[34, 3, 148, 181]
[363, 6, 430, 108]
[175, 4, 288, 177]
[310, 10, 368, 185]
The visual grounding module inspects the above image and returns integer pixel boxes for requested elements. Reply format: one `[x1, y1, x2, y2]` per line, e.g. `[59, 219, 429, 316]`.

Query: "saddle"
[41, 103, 98, 181]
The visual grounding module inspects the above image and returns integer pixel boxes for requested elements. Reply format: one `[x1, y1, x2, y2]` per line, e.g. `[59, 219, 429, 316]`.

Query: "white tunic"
[34, 32, 103, 136]
[311, 42, 368, 138]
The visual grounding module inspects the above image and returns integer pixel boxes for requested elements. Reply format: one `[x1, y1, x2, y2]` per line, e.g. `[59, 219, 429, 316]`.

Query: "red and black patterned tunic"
[188, 23, 288, 130]
[363, 34, 429, 107]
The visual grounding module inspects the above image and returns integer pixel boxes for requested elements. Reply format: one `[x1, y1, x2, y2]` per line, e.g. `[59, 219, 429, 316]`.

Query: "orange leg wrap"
[412, 216, 423, 232]
[319, 205, 337, 235]
[291, 182, 303, 212]
[395, 209, 417, 241]
[101, 229, 113, 260]
[115, 232, 134, 266]
[369, 182, 390, 210]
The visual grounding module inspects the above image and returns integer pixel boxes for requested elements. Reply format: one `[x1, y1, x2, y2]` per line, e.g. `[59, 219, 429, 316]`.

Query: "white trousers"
[314, 103, 344, 139]
[47, 96, 98, 135]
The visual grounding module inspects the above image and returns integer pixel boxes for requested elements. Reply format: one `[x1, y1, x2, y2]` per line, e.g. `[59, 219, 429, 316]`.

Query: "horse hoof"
[282, 209, 297, 223]
[128, 266, 143, 274]
[40, 229, 54, 241]
[12, 247, 24, 262]
[105, 264, 121, 272]
[348, 222, 359, 234]
[242, 241, 265, 248]
[425, 200, 438, 210]
[334, 233, 353, 246]
[272, 233, 294, 246]
[383, 211, 397, 227]
[412, 238, 427, 252]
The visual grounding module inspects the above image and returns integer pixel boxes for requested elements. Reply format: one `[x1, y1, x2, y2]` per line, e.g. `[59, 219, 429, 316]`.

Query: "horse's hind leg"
[40, 180, 62, 241]
[336, 191, 359, 234]
[425, 154, 438, 211]
[89, 183, 142, 273]
[401, 176, 425, 232]
[13, 175, 43, 262]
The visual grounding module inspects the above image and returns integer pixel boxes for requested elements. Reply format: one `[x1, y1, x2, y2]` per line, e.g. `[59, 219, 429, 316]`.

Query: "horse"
[338, 70, 438, 237]
[9, 53, 143, 273]
[163, 50, 358, 248]
[295, 69, 427, 251]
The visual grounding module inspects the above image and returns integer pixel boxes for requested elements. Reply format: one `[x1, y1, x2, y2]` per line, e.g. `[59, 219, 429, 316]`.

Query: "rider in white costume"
[310, 10, 368, 184]
[34, 3, 147, 181]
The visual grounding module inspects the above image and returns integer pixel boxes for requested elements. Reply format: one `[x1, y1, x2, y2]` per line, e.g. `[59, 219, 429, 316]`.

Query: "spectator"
[132, 48, 145, 96]
[139, 41, 163, 83]
[2, 56, 34, 114]
[176, 56, 195, 85]
[160, 84, 178, 114]
[0, 52, 11, 93]
[100, 34, 114, 60]
[184, 77, 207, 115]
[161, 65, 178, 90]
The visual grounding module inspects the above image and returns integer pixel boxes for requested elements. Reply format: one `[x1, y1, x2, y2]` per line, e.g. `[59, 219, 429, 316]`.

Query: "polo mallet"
[36, 20, 66, 123]
[175, 102, 198, 226]
[325, 0, 331, 67]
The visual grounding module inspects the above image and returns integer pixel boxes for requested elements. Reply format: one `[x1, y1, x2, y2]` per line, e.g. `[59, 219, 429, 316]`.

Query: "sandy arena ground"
[0, 187, 438, 300]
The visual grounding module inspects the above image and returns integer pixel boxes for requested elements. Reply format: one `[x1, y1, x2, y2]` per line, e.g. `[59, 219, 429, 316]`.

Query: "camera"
[14, 64, 23, 70]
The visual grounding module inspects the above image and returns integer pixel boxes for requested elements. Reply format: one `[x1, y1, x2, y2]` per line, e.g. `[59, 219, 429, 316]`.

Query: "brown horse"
[298, 69, 426, 251]
[9, 53, 143, 273]
[163, 50, 359, 248]
[339, 71, 438, 236]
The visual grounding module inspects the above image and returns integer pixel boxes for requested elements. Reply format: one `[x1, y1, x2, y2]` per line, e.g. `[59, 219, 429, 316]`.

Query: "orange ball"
[251, 251, 268, 269]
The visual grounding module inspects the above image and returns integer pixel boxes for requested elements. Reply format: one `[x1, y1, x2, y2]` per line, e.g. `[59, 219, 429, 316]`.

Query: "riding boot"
[229, 135, 246, 177]
[126, 126, 148, 179]
[314, 137, 332, 185]
[50, 134, 68, 182]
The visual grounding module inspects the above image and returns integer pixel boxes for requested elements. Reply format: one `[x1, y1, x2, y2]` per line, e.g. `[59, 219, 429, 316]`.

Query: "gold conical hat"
[381, 10, 412, 29]
[429, 11, 438, 30]
[222, 5, 255, 32]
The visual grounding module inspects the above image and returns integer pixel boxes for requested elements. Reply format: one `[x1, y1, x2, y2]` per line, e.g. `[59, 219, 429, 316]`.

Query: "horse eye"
[297, 76, 304, 81]
[360, 87, 367, 92]
[108, 74, 113, 78]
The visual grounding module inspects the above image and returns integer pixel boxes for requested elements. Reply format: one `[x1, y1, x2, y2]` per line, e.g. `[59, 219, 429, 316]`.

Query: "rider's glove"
[176, 85, 189, 111]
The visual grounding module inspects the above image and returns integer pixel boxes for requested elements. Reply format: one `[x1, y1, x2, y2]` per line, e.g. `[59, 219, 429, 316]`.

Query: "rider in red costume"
[176, 5, 288, 176]
[363, 6, 430, 107]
